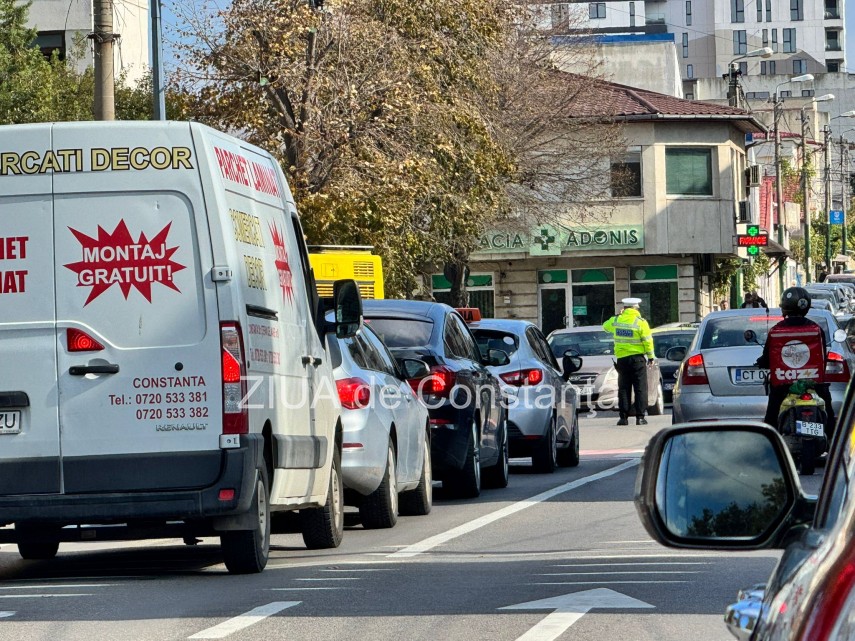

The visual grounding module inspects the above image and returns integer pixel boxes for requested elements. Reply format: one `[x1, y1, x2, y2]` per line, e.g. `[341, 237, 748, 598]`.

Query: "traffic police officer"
[603, 298, 655, 426]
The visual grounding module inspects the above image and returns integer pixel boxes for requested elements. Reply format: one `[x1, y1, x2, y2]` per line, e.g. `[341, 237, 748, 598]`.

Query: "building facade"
[28, 0, 150, 84]
[432, 80, 763, 333]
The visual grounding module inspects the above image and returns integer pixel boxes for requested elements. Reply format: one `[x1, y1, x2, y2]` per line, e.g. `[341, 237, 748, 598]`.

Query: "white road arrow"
[500, 588, 654, 641]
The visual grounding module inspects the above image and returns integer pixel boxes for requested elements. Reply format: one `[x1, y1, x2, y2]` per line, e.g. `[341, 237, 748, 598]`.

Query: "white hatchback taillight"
[825, 352, 851, 383]
[221, 322, 247, 435]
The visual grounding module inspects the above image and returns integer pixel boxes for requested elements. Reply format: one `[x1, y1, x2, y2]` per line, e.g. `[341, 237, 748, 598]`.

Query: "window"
[761, 61, 767, 74]
[611, 147, 642, 198]
[826, 29, 841, 51]
[682, 33, 689, 57]
[801, 88, 815, 97]
[686, 64, 694, 78]
[757, 1, 763, 21]
[762, 29, 769, 47]
[793, 59, 807, 74]
[825, 0, 840, 19]
[769, 60, 777, 74]
[33, 31, 66, 60]
[589, 2, 606, 19]
[629, 2, 635, 27]
[685, 0, 692, 25]
[551, 3, 569, 27]
[737, 61, 747, 75]
[780, 89, 791, 97]
[666, 148, 713, 196]
[432, 273, 495, 318]
[783, 28, 796, 53]
[771, 29, 778, 52]
[685, 92, 695, 99]
[630, 265, 680, 327]
[790, 0, 803, 20]
[766, 0, 772, 21]
[733, 30, 747, 55]
[731, 0, 745, 22]
[828, 61, 841, 73]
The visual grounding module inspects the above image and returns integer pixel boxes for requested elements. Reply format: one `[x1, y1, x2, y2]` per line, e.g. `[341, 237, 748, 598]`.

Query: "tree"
[0, 0, 158, 123]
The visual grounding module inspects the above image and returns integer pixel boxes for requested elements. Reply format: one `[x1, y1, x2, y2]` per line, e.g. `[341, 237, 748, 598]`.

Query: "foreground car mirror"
[333, 279, 363, 339]
[486, 349, 510, 367]
[635, 422, 813, 550]
[562, 352, 583, 380]
[664, 346, 686, 362]
[398, 358, 430, 380]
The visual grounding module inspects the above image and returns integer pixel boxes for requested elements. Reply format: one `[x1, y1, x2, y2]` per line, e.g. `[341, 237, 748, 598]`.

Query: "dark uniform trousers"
[616, 354, 648, 418]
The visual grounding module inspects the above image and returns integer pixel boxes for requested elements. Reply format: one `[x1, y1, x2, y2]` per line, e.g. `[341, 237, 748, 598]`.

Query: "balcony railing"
[826, 43, 842, 51]
[825, 9, 840, 18]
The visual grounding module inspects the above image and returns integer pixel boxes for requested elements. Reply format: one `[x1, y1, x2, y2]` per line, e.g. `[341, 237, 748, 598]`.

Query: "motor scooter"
[744, 329, 827, 475]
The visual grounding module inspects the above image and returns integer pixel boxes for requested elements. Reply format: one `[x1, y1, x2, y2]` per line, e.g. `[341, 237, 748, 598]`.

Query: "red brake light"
[337, 378, 371, 410]
[221, 322, 247, 435]
[415, 366, 456, 397]
[500, 368, 544, 387]
[825, 351, 850, 383]
[800, 393, 814, 401]
[67, 328, 104, 352]
[681, 353, 708, 385]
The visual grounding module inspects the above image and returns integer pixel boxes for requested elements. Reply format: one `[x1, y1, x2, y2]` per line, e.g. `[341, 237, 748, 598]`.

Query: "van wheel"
[16, 524, 59, 560]
[220, 466, 270, 574]
[400, 430, 432, 516]
[301, 454, 344, 549]
[451, 419, 481, 498]
[360, 441, 399, 529]
[532, 418, 557, 473]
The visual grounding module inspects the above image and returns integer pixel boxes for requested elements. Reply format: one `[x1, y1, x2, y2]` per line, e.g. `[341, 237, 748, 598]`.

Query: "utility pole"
[92, 0, 116, 120]
[844, 137, 850, 258]
[802, 110, 812, 283]
[774, 98, 786, 292]
[825, 126, 832, 272]
[150, 0, 166, 120]
[726, 64, 740, 109]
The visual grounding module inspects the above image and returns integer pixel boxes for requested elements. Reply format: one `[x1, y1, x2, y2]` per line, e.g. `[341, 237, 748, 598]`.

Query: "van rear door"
[0, 125, 61, 495]
[51, 123, 223, 493]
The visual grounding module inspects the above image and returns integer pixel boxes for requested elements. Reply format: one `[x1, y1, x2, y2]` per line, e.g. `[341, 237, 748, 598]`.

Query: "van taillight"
[825, 352, 850, 383]
[681, 354, 708, 385]
[221, 322, 247, 435]
[336, 378, 371, 410]
[67, 328, 104, 352]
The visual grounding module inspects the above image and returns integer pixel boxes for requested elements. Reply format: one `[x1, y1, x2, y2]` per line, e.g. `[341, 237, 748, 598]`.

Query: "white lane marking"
[270, 588, 351, 591]
[553, 562, 710, 567]
[0, 594, 94, 599]
[539, 571, 700, 576]
[0, 612, 14, 618]
[188, 602, 300, 639]
[0, 584, 116, 590]
[294, 577, 360, 581]
[533, 580, 688, 586]
[389, 459, 640, 558]
[320, 568, 393, 572]
[551, 553, 733, 560]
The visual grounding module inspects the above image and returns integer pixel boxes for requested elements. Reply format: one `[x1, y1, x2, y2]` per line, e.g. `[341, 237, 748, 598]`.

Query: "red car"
[635, 379, 855, 640]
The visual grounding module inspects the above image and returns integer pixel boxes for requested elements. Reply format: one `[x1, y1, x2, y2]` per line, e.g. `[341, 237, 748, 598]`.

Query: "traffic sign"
[830, 210, 845, 225]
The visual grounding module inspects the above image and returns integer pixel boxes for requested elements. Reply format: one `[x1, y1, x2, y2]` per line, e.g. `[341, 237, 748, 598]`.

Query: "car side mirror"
[635, 423, 812, 551]
[398, 358, 430, 380]
[486, 349, 510, 367]
[833, 328, 847, 343]
[333, 279, 362, 339]
[561, 352, 583, 380]
[744, 329, 759, 345]
[664, 346, 687, 362]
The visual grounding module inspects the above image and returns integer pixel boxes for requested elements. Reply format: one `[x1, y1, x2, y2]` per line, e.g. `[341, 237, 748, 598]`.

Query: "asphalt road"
[0, 410, 825, 641]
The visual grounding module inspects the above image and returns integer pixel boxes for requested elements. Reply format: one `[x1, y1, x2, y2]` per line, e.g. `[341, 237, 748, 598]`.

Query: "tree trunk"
[444, 252, 470, 308]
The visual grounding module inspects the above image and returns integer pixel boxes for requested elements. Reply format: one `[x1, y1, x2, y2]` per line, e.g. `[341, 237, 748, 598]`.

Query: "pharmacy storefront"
[434, 223, 698, 333]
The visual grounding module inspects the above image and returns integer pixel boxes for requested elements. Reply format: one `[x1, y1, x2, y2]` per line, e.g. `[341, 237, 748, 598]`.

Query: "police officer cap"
[621, 297, 642, 307]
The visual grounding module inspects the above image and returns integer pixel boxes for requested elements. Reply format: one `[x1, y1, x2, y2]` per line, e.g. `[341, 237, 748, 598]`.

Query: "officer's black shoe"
[617, 417, 629, 426]
[636, 417, 648, 425]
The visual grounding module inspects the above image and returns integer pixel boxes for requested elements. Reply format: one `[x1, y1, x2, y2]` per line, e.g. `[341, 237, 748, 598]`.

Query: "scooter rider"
[755, 287, 835, 440]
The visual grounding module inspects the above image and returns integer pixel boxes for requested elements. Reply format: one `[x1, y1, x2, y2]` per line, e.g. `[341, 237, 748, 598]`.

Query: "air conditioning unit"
[738, 200, 751, 223]
[747, 165, 761, 187]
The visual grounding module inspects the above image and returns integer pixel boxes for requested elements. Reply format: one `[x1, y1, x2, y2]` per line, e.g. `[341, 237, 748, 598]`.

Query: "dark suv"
[362, 301, 508, 498]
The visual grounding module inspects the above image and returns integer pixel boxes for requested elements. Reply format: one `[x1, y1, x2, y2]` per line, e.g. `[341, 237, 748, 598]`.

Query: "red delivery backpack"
[767, 323, 825, 385]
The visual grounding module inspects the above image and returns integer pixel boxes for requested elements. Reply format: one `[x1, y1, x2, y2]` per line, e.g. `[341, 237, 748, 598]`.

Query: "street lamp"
[773, 73, 815, 292]
[800, 94, 835, 282]
[822, 113, 855, 270]
[725, 47, 774, 109]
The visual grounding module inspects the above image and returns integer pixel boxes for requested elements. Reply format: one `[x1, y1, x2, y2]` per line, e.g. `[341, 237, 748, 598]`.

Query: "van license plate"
[796, 421, 824, 437]
[0, 411, 21, 434]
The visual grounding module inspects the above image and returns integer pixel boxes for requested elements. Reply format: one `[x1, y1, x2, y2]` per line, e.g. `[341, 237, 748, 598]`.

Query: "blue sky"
[848, 2, 854, 68]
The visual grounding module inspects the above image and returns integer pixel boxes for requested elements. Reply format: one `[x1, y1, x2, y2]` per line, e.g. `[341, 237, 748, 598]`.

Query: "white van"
[0, 121, 361, 573]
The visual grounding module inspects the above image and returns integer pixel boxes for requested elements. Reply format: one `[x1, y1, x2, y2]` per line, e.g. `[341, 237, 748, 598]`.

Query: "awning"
[762, 237, 791, 259]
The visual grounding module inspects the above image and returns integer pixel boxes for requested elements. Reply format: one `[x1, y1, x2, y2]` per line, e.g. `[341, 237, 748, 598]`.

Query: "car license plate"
[796, 421, 824, 437]
[577, 386, 594, 397]
[730, 368, 768, 385]
[0, 410, 21, 434]
[663, 382, 675, 391]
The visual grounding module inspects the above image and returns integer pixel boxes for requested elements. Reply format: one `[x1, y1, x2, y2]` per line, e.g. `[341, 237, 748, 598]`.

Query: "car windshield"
[549, 330, 614, 357]
[652, 332, 695, 358]
[472, 329, 520, 358]
[363, 317, 434, 348]
[700, 314, 830, 349]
